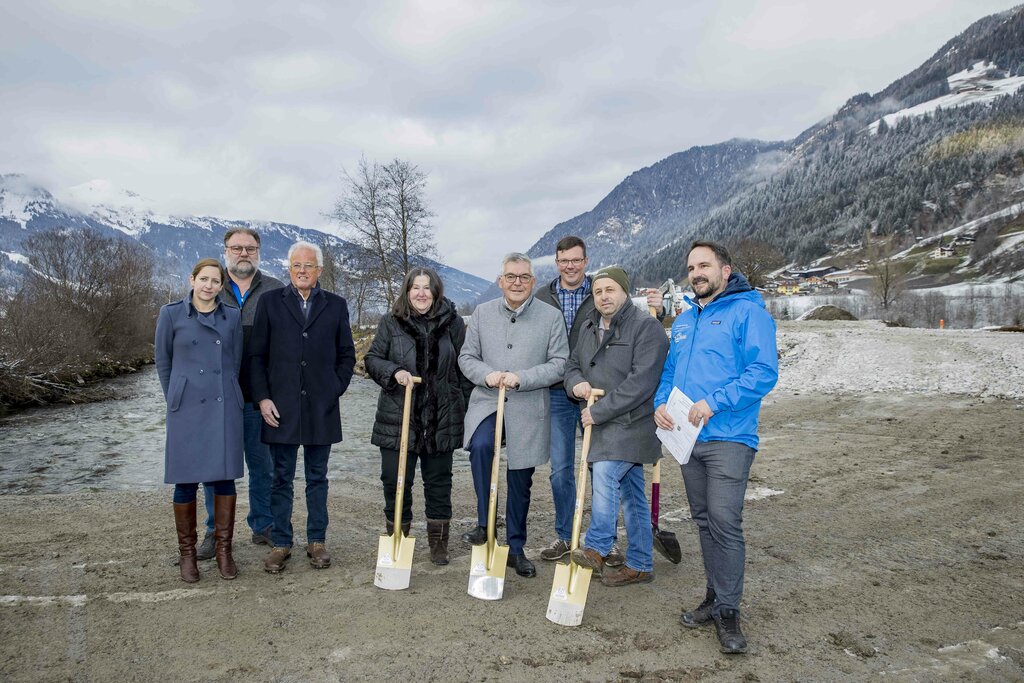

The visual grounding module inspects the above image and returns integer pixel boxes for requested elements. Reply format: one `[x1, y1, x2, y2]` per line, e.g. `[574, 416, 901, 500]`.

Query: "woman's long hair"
[391, 267, 444, 319]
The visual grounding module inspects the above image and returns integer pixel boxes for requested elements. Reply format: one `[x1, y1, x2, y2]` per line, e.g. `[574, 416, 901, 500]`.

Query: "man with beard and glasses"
[654, 240, 778, 654]
[193, 228, 284, 561]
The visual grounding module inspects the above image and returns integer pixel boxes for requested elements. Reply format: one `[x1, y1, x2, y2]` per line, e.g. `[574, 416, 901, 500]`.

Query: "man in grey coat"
[195, 228, 284, 560]
[564, 266, 669, 586]
[459, 253, 569, 578]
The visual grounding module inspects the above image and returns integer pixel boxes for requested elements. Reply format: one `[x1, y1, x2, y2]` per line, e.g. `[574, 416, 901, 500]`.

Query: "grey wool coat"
[563, 302, 669, 465]
[155, 295, 245, 484]
[459, 295, 569, 470]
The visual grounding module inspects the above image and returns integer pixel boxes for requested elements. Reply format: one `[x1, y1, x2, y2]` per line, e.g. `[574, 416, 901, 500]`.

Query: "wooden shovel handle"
[569, 388, 605, 554]
[392, 376, 421, 541]
[485, 385, 507, 548]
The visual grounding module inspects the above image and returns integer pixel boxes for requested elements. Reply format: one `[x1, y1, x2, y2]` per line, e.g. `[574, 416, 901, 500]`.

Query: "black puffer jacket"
[364, 298, 472, 454]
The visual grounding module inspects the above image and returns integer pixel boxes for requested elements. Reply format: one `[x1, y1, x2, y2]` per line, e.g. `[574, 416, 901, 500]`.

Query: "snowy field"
[775, 320, 1024, 399]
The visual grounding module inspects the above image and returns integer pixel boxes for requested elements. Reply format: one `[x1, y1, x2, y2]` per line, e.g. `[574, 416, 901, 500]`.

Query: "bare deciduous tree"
[729, 238, 786, 289]
[0, 228, 159, 406]
[329, 156, 435, 308]
[865, 234, 911, 311]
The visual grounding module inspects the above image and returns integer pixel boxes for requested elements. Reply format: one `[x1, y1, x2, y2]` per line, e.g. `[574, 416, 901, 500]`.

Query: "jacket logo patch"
[674, 332, 687, 342]
[711, 320, 722, 325]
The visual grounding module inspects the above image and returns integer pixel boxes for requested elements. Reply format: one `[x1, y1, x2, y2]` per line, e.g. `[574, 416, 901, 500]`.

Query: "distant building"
[782, 266, 839, 280]
[824, 269, 870, 285]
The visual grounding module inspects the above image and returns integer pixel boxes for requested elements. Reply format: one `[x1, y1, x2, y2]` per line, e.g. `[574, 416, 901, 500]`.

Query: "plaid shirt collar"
[555, 275, 590, 332]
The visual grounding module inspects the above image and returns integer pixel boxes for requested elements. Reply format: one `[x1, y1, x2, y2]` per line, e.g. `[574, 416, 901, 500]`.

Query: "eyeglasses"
[555, 258, 585, 267]
[502, 273, 533, 284]
[290, 263, 320, 272]
[226, 245, 260, 255]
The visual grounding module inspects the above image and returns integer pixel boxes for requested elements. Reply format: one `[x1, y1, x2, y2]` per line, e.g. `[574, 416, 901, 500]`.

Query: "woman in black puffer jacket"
[364, 267, 472, 565]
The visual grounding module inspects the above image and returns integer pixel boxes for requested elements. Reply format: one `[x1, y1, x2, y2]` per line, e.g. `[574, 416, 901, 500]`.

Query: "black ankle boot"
[680, 587, 716, 628]
[426, 519, 450, 565]
[713, 608, 748, 654]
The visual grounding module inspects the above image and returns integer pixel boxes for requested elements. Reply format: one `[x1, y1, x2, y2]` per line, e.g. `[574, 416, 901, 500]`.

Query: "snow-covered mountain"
[0, 175, 491, 304]
[524, 5, 1024, 287]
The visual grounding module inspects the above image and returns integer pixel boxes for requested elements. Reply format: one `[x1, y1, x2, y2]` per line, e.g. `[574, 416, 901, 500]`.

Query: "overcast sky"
[1, 0, 1017, 277]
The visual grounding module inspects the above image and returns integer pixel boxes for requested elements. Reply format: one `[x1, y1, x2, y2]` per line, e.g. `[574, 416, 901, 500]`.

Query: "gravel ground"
[1, 321, 1022, 682]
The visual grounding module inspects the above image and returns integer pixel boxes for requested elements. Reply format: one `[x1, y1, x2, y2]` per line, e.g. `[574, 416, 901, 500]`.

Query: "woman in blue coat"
[155, 258, 245, 582]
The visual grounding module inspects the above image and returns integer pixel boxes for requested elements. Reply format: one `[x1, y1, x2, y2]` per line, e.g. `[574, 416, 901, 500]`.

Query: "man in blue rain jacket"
[654, 240, 778, 655]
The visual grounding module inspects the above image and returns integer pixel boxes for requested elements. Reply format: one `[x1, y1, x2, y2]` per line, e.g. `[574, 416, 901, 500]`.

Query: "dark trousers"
[681, 440, 756, 616]
[380, 448, 454, 523]
[268, 443, 331, 547]
[468, 412, 535, 555]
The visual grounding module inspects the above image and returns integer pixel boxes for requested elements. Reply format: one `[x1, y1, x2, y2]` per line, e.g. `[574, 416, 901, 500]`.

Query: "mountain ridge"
[0, 174, 491, 305]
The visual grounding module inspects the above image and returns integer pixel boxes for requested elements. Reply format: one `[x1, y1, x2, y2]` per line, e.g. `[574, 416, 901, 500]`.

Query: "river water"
[0, 367, 471, 495]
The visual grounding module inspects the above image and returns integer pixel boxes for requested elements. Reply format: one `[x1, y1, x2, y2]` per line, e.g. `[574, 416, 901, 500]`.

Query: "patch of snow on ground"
[746, 486, 784, 501]
[776, 321, 1024, 399]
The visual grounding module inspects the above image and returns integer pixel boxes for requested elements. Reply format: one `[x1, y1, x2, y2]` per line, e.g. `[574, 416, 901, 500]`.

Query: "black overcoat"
[249, 286, 356, 446]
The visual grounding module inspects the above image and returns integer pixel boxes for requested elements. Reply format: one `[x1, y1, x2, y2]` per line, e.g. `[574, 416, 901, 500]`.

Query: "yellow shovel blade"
[546, 562, 593, 626]
[374, 532, 416, 590]
[467, 542, 509, 601]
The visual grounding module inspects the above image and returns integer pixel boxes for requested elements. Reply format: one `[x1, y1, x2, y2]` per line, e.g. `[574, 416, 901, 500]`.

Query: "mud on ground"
[2, 389, 1022, 682]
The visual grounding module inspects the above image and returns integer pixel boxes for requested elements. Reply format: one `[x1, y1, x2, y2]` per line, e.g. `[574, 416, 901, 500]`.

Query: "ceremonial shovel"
[467, 385, 510, 600]
[374, 376, 421, 590]
[546, 389, 605, 626]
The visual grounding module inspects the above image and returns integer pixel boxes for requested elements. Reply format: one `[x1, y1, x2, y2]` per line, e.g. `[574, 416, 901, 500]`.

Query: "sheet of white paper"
[656, 387, 702, 465]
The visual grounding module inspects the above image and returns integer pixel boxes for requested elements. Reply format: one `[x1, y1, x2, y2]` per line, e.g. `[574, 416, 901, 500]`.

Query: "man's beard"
[229, 259, 257, 277]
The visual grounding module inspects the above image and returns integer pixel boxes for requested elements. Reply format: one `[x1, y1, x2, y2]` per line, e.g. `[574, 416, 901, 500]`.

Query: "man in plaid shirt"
[534, 236, 664, 564]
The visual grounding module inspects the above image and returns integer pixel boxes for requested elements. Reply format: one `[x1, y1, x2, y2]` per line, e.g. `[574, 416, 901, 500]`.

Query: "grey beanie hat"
[592, 265, 630, 294]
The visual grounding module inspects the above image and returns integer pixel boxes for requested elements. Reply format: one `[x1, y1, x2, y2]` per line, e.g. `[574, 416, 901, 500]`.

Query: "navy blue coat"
[155, 295, 245, 484]
[249, 286, 356, 446]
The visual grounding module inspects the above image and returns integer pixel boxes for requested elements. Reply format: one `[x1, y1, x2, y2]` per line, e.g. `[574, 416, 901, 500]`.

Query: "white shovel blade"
[545, 563, 593, 626]
[374, 534, 414, 590]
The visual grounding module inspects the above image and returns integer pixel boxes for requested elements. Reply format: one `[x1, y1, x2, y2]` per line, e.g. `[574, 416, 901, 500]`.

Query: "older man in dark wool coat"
[250, 241, 355, 574]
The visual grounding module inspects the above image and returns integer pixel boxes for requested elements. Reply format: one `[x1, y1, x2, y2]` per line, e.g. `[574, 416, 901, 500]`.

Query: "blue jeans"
[584, 461, 653, 573]
[681, 441, 755, 616]
[467, 412, 535, 556]
[549, 388, 581, 542]
[201, 404, 273, 535]
[268, 444, 331, 547]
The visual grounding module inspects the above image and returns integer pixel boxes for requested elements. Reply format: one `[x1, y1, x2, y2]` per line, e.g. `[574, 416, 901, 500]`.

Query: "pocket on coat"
[233, 381, 244, 409]
[168, 376, 187, 412]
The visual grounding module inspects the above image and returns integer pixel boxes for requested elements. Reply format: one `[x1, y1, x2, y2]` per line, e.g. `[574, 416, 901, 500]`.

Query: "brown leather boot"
[426, 519, 450, 566]
[213, 495, 237, 580]
[173, 501, 199, 583]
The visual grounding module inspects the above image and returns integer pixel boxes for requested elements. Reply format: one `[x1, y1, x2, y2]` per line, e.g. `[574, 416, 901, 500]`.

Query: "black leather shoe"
[680, 588, 716, 628]
[713, 608, 748, 654]
[506, 553, 536, 578]
[461, 526, 486, 545]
